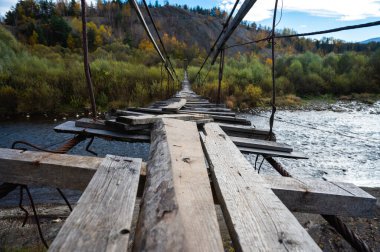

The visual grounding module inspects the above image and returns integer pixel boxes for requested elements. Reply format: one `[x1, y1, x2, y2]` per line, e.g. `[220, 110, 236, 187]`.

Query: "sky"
[1, 0, 379, 42]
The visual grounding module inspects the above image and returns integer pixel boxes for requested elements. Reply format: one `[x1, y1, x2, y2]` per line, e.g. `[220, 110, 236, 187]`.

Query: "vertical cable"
[81, 0, 97, 119]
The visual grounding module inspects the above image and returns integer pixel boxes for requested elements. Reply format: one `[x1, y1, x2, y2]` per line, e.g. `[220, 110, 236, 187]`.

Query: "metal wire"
[192, 0, 240, 83]
[226, 20, 380, 49]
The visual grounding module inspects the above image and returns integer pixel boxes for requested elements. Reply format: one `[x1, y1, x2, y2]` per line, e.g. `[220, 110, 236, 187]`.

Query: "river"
[0, 101, 379, 206]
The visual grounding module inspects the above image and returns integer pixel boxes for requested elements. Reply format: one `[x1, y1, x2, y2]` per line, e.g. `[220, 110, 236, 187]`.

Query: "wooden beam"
[230, 136, 293, 153]
[55, 121, 150, 142]
[264, 176, 376, 217]
[117, 114, 209, 125]
[134, 119, 223, 251]
[49, 155, 141, 251]
[162, 98, 187, 112]
[0, 148, 102, 191]
[200, 123, 321, 251]
[0, 148, 374, 218]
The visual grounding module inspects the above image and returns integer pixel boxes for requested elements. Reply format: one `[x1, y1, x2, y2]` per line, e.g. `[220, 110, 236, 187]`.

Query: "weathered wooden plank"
[127, 107, 166, 114]
[134, 119, 223, 252]
[0, 148, 102, 190]
[230, 136, 293, 152]
[49, 155, 141, 251]
[238, 146, 308, 159]
[117, 113, 209, 125]
[212, 115, 251, 125]
[77, 118, 150, 133]
[200, 123, 321, 251]
[105, 119, 151, 133]
[179, 110, 236, 117]
[162, 98, 187, 112]
[263, 176, 376, 217]
[218, 123, 270, 135]
[116, 109, 153, 116]
[55, 121, 150, 142]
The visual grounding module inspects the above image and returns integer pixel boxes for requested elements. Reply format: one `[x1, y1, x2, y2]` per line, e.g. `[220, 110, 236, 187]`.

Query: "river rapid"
[0, 101, 379, 206]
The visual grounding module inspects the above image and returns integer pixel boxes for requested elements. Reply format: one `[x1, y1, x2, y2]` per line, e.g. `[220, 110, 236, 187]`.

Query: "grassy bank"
[1, 25, 380, 117]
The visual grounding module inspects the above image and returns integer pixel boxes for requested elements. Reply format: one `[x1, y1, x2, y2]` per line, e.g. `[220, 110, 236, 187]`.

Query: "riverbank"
[0, 187, 378, 251]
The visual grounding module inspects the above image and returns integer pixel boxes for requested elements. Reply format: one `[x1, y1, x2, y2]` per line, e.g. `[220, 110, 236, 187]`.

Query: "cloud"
[219, 0, 380, 22]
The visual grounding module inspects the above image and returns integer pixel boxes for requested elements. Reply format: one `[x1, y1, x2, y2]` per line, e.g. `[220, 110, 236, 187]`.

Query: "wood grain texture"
[200, 123, 321, 252]
[230, 136, 293, 152]
[0, 148, 102, 190]
[263, 176, 377, 217]
[117, 114, 209, 125]
[49, 155, 141, 252]
[162, 98, 186, 112]
[133, 119, 223, 252]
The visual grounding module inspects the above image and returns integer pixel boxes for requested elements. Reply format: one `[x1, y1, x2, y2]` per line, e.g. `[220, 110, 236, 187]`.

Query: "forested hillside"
[0, 0, 379, 116]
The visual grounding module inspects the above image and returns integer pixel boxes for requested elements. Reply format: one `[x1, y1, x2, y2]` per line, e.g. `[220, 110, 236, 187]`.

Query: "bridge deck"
[0, 72, 376, 251]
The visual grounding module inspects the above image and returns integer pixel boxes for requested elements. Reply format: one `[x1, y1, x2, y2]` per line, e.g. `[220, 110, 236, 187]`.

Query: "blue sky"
[1, 0, 379, 42]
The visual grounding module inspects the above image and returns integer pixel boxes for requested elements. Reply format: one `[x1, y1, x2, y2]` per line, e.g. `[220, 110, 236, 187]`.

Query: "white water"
[245, 101, 380, 187]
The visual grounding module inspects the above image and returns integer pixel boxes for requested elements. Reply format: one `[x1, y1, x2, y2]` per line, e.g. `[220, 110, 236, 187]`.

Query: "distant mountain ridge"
[360, 37, 380, 44]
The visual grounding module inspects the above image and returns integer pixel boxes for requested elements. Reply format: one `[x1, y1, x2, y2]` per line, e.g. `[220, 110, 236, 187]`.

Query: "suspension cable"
[80, 0, 97, 119]
[225, 20, 380, 49]
[192, 0, 240, 83]
[141, 0, 179, 83]
[130, 0, 175, 81]
[268, 0, 279, 140]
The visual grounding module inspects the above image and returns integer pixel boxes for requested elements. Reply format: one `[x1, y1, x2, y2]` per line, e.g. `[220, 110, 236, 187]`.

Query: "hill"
[361, 37, 380, 44]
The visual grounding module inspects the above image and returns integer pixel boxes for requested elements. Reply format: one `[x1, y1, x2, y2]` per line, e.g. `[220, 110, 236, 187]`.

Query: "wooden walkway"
[0, 72, 377, 251]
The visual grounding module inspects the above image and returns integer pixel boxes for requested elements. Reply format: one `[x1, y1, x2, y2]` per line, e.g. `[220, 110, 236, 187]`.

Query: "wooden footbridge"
[0, 72, 377, 251]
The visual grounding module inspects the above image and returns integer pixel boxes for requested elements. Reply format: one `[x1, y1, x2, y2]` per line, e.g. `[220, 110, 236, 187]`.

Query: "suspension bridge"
[0, 0, 379, 251]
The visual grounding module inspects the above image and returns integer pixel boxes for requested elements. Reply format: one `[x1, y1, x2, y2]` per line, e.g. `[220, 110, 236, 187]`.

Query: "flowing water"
[245, 101, 380, 187]
[0, 101, 379, 206]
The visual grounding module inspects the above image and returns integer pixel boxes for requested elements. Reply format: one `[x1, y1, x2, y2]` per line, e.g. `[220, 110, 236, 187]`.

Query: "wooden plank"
[55, 121, 150, 142]
[162, 98, 187, 112]
[117, 114, 209, 125]
[263, 176, 376, 217]
[179, 110, 236, 117]
[238, 146, 308, 159]
[77, 117, 150, 132]
[116, 109, 153, 116]
[134, 119, 223, 251]
[49, 155, 141, 251]
[212, 115, 251, 125]
[230, 136, 293, 152]
[200, 123, 321, 251]
[105, 119, 151, 133]
[127, 107, 166, 114]
[218, 123, 270, 135]
[0, 148, 101, 191]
